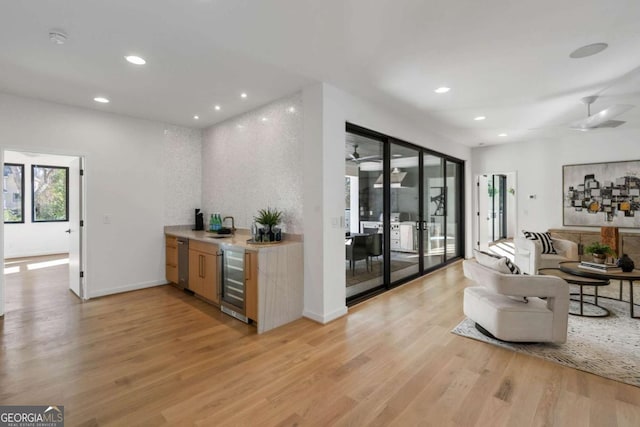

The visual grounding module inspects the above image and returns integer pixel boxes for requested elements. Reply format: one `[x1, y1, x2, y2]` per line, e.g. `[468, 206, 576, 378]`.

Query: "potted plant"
[253, 207, 283, 242]
[584, 242, 614, 264]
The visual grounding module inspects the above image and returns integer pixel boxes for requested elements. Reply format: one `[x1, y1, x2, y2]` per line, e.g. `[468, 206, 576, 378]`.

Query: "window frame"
[31, 164, 69, 223]
[3, 163, 25, 224]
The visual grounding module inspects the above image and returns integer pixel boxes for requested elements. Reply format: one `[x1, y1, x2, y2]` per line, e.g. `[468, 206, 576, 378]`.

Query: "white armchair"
[514, 236, 578, 275]
[463, 260, 569, 343]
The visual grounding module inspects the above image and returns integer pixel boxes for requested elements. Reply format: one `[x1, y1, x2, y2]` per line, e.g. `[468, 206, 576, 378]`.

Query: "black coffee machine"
[193, 208, 204, 231]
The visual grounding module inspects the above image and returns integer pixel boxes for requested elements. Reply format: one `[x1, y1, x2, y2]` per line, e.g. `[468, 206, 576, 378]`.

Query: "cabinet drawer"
[189, 240, 219, 255]
[165, 245, 178, 267]
[166, 235, 177, 248]
[166, 264, 178, 284]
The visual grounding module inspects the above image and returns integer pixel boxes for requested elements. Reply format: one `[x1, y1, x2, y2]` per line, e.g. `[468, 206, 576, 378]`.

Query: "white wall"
[0, 92, 202, 301]
[201, 93, 303, 233]
[3, 151, 74, 258]
[163, 125, 203, 225]
[303, 82, 472, 323]
[472, 129, 640, 235]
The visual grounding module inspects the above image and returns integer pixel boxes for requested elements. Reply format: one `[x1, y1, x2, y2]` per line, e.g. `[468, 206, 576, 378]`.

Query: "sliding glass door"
[423, 154, 445, 268]
[345, 124, 464, 303]
[345, 132, 386, 299]
[445, 160, 463, 259]
[389, 142, 420, 283]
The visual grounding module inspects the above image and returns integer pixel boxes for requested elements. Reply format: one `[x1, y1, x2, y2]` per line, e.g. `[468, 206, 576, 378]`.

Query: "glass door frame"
[345, 123, 465, 304]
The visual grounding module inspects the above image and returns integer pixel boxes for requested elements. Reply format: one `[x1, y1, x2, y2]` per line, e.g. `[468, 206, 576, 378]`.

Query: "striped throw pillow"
[522, 231, 557, 254]
[474, 250, 522, 274]
[473, 250, 526, 302]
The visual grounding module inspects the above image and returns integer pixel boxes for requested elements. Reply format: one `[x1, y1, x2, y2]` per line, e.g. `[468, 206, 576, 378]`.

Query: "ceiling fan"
[569, 95, 634, 131]
[346, 144, 381, 163]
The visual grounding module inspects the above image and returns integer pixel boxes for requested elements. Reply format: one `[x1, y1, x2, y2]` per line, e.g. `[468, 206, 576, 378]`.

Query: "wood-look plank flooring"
[1, 255, 639, 426]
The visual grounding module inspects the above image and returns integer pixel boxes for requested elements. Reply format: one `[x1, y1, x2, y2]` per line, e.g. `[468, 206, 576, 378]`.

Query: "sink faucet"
[223, 216, 236, 233]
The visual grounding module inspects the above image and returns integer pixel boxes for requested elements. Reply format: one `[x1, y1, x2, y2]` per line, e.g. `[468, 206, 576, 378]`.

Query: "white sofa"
[463, 260, 570, 343]
[514, 236, 579, 275]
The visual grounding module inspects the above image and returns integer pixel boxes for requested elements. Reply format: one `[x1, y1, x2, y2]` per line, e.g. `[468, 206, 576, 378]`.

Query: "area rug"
[452, 297, 640, 387]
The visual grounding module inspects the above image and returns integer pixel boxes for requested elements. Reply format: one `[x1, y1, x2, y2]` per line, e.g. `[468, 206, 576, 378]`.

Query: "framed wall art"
[563, 160, 640, 228]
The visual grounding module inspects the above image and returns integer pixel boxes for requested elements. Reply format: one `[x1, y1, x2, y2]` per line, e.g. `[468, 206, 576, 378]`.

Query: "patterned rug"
[452, 297, 640, 387]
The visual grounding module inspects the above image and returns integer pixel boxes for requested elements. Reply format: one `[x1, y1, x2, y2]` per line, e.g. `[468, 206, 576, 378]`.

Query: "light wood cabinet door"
[165, 236, 178, 284]
[188, 249, 205, 296]
[200, 252, 220, 304]
[245, 251, 258, 322]
[188, 244, 220, 304]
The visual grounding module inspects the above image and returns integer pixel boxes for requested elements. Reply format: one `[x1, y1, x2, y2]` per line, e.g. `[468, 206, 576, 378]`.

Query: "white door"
[68, 157, 83, 298]
[477, 175, 490, 252]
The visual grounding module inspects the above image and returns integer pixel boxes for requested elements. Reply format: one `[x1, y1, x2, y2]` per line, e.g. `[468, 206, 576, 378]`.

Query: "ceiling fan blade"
[570, 104, 634, 130]
[357, 155, 382, 161]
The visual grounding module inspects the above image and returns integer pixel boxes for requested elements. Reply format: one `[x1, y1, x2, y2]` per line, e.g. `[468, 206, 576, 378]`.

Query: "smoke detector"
[49, 30, 68, 45]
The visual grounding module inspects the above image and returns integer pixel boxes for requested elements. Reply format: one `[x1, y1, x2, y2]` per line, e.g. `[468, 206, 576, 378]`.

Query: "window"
[3, 163, 24, 223]
[32, 165, 69, 222]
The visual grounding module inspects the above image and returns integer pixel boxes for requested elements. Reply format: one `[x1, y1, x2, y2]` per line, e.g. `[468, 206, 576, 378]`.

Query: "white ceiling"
[2, 0, 640, 146]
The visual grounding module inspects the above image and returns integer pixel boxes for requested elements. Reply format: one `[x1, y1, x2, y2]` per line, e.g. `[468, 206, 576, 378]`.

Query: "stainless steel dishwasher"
[220, 245, 249, 323]
[177, 237, 189, 288]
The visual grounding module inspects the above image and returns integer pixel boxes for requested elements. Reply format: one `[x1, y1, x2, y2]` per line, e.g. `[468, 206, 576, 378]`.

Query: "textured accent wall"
[202, 93, 303, 233]
[162, 125, 203, 225]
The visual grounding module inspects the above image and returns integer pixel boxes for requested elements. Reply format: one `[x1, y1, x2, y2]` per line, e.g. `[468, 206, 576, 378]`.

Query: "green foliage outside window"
[3, 163, 24, 223]
[32, 165, 68, 222]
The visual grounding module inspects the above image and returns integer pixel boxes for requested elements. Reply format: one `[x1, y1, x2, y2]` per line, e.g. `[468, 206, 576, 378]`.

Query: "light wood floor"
[1, 255, 639, 426]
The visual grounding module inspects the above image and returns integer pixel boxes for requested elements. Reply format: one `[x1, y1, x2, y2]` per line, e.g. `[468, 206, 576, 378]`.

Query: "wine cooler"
[220, 246, 249, 323]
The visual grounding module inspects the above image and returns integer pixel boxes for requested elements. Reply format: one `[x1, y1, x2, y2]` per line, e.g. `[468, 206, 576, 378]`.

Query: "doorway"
[2, 150, 85, 315]
[345, 124, 465, 303]
[476, 173, 517, 252]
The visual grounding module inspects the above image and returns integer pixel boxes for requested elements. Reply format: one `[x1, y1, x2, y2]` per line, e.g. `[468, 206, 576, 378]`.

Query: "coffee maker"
[193, 208, 204, 231]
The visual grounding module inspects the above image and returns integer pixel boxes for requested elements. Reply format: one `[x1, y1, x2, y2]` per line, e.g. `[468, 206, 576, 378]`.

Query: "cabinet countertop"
[164, 225, 302, 252]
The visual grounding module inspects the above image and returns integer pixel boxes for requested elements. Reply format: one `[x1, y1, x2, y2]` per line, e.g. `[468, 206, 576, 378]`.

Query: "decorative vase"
[617, 254, 635, 272]
[592, 253, 607, 264]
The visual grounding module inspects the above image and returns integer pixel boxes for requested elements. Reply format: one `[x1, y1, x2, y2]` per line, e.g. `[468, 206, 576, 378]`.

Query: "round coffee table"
[538, 268, 611, 317]
[559, 261, 640, 319]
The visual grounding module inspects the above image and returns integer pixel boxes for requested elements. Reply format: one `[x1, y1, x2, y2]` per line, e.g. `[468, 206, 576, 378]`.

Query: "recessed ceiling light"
[287, 106, 296, 113]
[498, 133, 508, 137]
[434, 87, 450, 94]
[93, 97, 109, 103]
[474, 116, 486, 121]
[570, 43, 608, 59]
[214, 105, 221, 111]
[49, 30, 68, 45]
[240, 92, 248, 99]
[392, 154, 402, 157]
[193, 115, 199, 120]
[125, 55, 146, 65]
[261, 117, 268, 122]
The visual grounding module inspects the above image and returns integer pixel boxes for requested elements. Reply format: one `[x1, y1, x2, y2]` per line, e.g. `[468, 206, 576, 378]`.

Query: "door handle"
[65, 229, 71, 233]
[245, 253, 251, 281]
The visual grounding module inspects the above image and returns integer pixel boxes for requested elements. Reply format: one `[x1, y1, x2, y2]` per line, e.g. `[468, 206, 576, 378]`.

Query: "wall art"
[563, 160, 640, 227]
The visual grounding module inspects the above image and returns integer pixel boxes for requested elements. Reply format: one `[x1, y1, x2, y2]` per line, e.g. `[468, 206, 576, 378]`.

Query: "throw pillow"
[522, 230, 557, 254]
[473, 250, 527, 303]
[474, 250, 522, 275]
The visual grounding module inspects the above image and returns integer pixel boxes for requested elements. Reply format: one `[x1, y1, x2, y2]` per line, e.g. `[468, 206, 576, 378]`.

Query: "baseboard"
[88, 279, 167, 299]
[303, 306, 348, 324]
